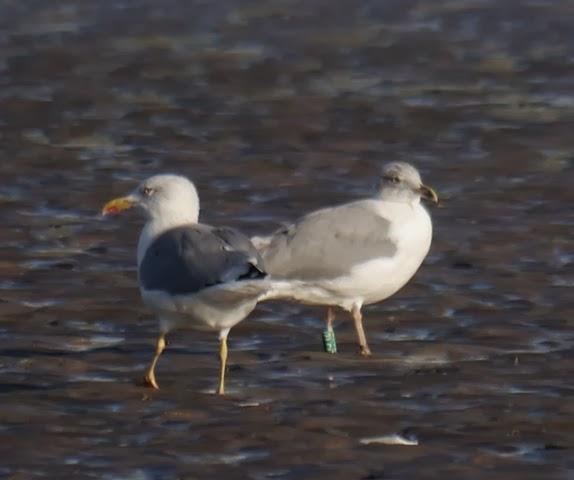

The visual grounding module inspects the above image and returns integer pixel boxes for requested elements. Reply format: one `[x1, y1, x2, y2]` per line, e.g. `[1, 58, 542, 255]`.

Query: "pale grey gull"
[253, 162, 438, 356]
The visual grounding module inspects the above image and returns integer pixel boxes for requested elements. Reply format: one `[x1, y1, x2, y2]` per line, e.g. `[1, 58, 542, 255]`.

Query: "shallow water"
[0, 0, 573, 478]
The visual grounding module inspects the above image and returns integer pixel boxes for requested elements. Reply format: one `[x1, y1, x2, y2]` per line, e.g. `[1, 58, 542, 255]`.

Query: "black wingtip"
[240, 263, 268, 281]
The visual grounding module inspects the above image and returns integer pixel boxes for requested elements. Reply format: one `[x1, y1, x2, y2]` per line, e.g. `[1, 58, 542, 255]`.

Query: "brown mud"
[0, 1, 572, 478]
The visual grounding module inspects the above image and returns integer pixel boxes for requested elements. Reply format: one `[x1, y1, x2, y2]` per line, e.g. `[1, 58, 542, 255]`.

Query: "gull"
[102, 174, 274, 394]
[253, 162, 438, 356]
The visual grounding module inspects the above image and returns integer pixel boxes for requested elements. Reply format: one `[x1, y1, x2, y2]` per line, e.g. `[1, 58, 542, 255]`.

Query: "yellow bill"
[101, 196, 137, 216]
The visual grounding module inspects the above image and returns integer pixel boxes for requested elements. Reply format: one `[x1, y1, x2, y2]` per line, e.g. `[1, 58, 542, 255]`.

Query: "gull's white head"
[378, 162, 438, 205]
[102, 174, 200, 223]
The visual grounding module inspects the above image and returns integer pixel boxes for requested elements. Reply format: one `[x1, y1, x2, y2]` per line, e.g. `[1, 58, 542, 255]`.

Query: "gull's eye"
[383, 175, 400, 184]
[141, 186, 154, 197]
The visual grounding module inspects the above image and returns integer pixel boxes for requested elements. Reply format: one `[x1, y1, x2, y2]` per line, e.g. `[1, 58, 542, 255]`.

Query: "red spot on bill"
[104, 206, 120, 216]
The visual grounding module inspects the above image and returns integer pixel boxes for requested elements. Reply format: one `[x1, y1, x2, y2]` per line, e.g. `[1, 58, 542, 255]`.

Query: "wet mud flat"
[0, 0, 573, 478]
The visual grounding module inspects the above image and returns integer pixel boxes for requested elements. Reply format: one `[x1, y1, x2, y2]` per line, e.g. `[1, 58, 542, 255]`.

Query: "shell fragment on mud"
[359, 434, 419, 446]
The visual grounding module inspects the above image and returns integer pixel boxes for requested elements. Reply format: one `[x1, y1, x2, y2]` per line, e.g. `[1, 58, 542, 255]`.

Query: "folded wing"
[260, 202, 398, 280]
[139, 224, 265, 295]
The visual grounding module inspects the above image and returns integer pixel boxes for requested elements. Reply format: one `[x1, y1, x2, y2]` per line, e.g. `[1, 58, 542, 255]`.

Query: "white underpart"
[260, 197, 432, 312]
[141, 282, 268, 334]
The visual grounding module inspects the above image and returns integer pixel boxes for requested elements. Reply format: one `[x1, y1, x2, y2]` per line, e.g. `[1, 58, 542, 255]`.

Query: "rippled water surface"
[0, 0, 573, 478]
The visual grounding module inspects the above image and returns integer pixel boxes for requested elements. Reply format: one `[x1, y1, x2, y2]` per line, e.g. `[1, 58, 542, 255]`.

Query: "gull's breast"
[347, 202, 433, 305]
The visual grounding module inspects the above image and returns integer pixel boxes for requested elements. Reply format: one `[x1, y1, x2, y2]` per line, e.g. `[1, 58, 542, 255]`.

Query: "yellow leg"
[144, 333, 166, 389]
[217, 331, 229, 395]
[351, 305, 371, 356]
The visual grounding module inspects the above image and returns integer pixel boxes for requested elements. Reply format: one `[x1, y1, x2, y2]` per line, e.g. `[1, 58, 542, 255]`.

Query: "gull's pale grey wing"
[261, 202, 397, 280]
[139, 225, 266, 295]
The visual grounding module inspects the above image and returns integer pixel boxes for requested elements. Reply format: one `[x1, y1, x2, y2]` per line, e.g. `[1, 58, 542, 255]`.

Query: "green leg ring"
[322, 327, 337, 354]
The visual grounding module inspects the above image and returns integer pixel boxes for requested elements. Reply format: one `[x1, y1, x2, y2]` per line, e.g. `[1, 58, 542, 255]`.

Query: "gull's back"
[261, 200, 398, 280]
[139, 224, 266, 296]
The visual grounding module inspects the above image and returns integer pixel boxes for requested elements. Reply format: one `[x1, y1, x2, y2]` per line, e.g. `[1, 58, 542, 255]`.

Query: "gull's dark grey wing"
[139, 224, 266, 295]
[261, 202, 397, 280]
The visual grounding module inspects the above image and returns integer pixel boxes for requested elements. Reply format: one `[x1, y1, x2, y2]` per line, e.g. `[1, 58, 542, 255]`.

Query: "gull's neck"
[378, 188, 421, 206]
